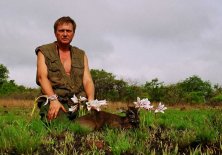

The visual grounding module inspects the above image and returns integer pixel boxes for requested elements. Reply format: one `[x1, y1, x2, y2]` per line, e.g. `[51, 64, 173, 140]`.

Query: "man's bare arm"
[37, 52, 54, 95]
[83, 54, 95, 101]
[37, 51, 66, 120]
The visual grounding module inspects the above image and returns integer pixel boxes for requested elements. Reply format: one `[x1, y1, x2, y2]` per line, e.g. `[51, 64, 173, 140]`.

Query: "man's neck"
[56, 42, 70, 52]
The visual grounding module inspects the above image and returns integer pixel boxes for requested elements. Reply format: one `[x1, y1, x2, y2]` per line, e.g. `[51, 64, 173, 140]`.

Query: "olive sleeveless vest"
[35, 42, 86, 98]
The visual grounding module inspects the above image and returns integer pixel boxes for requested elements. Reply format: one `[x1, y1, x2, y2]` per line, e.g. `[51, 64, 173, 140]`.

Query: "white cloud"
[0, 0, 222, 87]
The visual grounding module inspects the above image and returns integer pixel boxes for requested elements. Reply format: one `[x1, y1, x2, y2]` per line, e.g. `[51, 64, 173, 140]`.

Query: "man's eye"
[58, 30, 72, 33]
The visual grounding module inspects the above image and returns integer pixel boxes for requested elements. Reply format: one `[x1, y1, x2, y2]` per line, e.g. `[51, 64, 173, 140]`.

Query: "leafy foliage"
[0, 64, 40, 99]
[177, 75, 213, 104]
[162, 84, 183, 104]
[143, 78, 165, 102]
[0, 64, 221, 104]
[0, 64, 9, 85]
[91, 69, 127, 101]
[210, 94, 222, 103]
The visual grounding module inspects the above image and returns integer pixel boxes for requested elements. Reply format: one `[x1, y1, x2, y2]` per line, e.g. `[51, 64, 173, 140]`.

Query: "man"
[36, 16, 95, 121]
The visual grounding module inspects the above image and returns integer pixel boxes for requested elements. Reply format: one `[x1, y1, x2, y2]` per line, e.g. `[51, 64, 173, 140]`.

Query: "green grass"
[104, 129, 132, 154]
[0, 106, 222, 154]
[0, 113, 47, 154]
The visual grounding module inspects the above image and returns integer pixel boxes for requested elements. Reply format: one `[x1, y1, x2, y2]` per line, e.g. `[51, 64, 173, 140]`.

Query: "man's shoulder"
[71, 45, 85, 55]
[38, 42, 56, 49]
[71, 45, 84, 52]
[35, 42, 56, 55]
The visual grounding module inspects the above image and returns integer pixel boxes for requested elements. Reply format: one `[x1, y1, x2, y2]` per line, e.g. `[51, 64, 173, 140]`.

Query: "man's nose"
[63, 31, 67, 36]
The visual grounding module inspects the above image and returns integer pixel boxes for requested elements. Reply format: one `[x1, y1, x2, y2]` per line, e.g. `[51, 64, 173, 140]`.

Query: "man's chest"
[59, 52, 71, 75]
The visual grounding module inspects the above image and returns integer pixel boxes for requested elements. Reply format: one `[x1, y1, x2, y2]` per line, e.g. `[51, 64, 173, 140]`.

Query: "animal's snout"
[130, 119, 140, 128]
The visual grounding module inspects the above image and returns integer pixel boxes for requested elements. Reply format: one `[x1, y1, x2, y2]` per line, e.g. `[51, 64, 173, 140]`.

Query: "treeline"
[91, 69, 222, 105]
[0, 64, 222, 104]
[0, 64, 39, 99]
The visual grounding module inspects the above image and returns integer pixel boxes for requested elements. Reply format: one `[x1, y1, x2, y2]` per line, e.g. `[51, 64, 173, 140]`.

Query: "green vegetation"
[91, 70, 221, 105]
[0, 64, 40, 99]
[1, 63, 222, 105]
[0, 107, 222, 154]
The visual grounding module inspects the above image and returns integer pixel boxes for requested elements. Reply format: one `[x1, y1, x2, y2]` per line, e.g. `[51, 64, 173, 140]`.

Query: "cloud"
[0, 0, 221, 87]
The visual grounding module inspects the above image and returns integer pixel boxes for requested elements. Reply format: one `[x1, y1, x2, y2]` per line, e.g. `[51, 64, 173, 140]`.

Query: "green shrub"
[184, 91, 205, 104]
[210, 94, 222, 103]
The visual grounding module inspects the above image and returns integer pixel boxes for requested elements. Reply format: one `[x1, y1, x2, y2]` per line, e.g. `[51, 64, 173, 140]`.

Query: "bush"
[210, 94, 222, 104]
[184, 91, 205, 104]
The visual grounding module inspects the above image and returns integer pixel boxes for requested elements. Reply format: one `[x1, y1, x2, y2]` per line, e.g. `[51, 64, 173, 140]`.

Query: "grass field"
[0, 99, 222, 154]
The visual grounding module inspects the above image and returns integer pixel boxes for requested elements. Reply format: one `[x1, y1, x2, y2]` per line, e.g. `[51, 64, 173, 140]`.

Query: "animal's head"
[124, 106, 140, 128]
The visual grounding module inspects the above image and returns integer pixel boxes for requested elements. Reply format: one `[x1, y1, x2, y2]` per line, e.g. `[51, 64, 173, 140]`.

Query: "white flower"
[86, 99, 107, 111]
[134, 97, 153, 110]
[80, 96, 87, 102]
[69, 105, 78, 112]
[71, 94, 79, 103]
[154, 102, 167, 113]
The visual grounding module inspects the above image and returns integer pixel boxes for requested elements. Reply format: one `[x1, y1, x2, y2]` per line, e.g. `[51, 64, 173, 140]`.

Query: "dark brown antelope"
[75, 106, 140, 131]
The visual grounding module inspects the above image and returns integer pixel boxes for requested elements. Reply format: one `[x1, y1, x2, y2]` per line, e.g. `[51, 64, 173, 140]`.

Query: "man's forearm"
[84, 81, 95, 101]
[38, 76, 55, 96]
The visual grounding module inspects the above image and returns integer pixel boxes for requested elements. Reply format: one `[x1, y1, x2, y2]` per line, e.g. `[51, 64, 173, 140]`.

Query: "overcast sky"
[0, 0, 222, 87]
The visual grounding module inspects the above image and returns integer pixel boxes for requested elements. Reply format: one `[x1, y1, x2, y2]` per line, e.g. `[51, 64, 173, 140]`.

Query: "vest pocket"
[48, 59, 63, 85]
[72, 63, 84, 77]
[72, 68, 84, 83]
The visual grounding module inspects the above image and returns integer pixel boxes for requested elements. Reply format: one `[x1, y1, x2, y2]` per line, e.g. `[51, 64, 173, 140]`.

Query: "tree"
[178, 75, 213, 103]
[162, 84, 183, 105]
[213, 84, 222, 96]
[144, 78, 165, 102]
[210, 84, 222, 104]
[0, 80, 18, 95]
[0, 64, 9, 85]
[90, 69, 127, 101]
[122, 85, 144, 102]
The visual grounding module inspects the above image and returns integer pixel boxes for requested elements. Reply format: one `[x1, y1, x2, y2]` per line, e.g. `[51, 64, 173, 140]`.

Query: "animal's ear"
[127, 106, 140, 116]
[127, 105, 140, 111]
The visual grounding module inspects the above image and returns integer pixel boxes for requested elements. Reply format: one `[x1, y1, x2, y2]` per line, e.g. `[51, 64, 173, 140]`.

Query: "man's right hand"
[47, 100, 67, 120]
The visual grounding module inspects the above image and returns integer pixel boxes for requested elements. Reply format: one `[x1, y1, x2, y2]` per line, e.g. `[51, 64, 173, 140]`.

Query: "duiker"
[75, 106, 140, 131]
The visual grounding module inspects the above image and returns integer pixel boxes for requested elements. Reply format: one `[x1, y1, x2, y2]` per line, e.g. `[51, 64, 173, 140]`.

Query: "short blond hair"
[54, 16, 76, 33]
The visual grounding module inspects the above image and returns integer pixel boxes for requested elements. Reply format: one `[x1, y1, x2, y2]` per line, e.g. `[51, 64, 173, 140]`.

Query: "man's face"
[55, 23, 74, 45]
